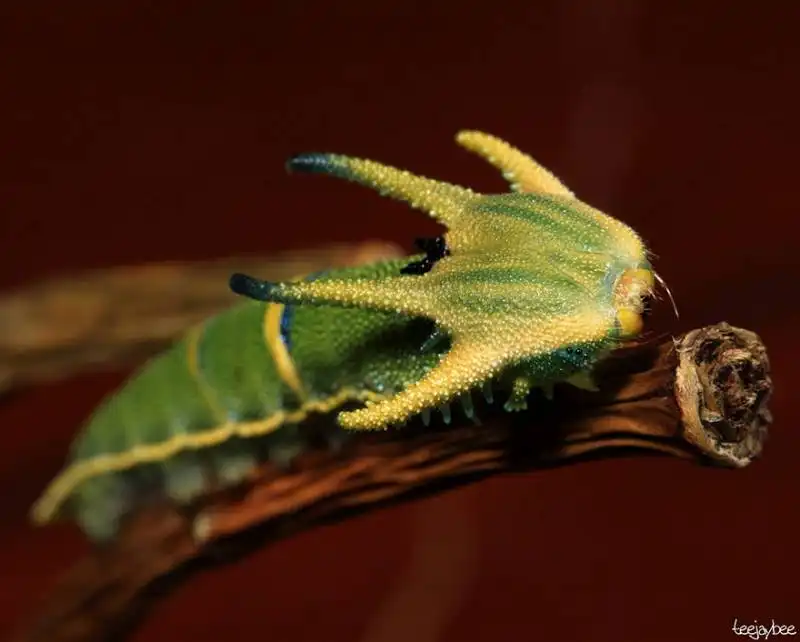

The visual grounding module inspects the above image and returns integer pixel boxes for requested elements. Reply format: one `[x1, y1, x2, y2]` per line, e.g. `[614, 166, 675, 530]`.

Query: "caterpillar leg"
[565, 370, 600, 392]
[455, 130, 574, 198]
[504, 374, 533, 412]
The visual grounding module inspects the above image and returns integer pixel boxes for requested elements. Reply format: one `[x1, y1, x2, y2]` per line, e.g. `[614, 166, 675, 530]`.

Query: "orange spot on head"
[613, 266, 653, 339]
[614, 266, 653, 307]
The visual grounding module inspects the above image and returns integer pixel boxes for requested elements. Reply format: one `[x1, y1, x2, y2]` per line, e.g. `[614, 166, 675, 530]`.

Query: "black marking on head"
[230, 273, 275, 301]
[400, 236, 451, 275]
[640, 293, 654, 319]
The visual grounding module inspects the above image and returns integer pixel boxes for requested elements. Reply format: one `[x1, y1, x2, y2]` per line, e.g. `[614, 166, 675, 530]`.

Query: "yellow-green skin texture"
[31, 131, 654, 542]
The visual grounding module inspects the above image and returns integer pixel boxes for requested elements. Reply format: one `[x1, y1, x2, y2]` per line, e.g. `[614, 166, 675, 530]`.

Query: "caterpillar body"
[31, 130, 657, 542]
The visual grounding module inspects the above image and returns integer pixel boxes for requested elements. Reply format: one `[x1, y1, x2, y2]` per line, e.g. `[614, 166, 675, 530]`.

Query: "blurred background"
[0, 1, 797, 641]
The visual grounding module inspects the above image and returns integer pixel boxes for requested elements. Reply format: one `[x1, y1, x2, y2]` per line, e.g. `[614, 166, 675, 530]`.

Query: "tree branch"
[13, 322, 772, 642]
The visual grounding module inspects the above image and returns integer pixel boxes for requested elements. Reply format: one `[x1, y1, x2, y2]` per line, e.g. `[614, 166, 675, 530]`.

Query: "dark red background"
[1, 2, 797, 641]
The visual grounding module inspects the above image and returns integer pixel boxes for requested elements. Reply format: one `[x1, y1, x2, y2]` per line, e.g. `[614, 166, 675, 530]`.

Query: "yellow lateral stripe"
[30, 388, 387, 525]
[264, 302, 307, 401]
[185, 323, 228, 423]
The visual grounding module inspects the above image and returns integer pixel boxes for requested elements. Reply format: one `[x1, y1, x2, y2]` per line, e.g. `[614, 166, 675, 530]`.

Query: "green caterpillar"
[31, 130, 656, 542]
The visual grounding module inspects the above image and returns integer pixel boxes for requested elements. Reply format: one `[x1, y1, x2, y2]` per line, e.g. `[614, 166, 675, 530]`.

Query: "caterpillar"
[30, 130, 657, 542]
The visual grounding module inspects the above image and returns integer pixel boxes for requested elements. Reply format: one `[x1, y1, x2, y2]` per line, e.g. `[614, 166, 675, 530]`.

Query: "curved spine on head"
[455, 130, 575, 197]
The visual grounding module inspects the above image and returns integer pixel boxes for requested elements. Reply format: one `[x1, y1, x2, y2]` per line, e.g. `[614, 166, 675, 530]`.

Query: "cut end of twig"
[674, 322, 771, 468]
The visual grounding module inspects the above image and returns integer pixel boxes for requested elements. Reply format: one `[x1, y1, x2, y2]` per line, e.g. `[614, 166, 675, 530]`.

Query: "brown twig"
[0, 241, 402, 395]
[13, 322, 772, 642]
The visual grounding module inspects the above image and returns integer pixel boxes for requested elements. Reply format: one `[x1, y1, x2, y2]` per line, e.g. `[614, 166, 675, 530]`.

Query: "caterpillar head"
[232, 131, 656, 430]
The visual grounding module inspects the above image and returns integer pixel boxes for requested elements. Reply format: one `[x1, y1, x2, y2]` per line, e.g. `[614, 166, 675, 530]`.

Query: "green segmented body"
[35, 258, 446, 540]
[32, 130, 658, 542]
